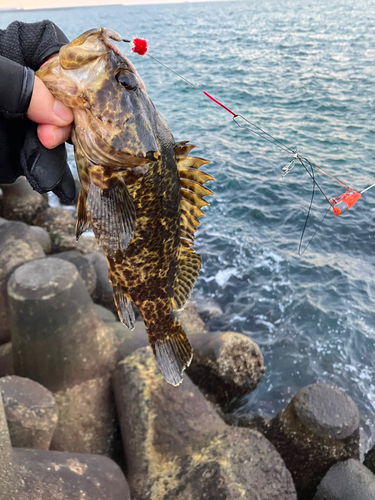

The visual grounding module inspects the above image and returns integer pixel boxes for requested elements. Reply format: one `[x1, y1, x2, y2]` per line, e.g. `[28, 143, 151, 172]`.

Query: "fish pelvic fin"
[76, 188, 91, 240]
[150, 320, 192, 386]
[112, 283, 135, 330]
[86, 167, 136, 259]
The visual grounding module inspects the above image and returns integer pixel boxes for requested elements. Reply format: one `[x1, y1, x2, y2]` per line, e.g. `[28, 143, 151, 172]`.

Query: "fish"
[36, 28, 214, 385]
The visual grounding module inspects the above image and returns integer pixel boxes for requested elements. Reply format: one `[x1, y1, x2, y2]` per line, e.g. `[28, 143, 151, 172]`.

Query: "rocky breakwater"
[0, 178, 374, 500]
[8, 257, 118, 458]
[113, 346, 297, 500]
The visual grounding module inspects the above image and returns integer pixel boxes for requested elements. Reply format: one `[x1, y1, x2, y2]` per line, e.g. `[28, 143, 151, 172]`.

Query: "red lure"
[130, 37, 148, 56]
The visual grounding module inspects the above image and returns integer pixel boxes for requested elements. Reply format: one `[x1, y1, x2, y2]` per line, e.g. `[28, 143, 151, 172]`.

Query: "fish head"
[37, 27, 162, 165]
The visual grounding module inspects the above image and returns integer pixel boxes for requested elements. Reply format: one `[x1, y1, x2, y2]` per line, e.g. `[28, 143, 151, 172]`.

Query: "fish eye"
[116, 70, 138, 91]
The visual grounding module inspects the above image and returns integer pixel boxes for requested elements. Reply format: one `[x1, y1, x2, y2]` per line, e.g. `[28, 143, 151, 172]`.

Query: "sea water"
[2, 0, 375, 448]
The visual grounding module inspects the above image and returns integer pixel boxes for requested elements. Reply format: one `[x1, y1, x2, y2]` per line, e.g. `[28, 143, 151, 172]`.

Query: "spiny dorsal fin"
[177, 156, 210, 170]
[174, 141, 197, 156]
[174, 143, 214, 310]
[86, 168, 136, 260]
[178, 167, 215, 184]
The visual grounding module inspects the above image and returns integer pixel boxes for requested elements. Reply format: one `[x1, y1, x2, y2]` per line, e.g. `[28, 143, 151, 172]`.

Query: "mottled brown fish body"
[36, 28, 214, 385]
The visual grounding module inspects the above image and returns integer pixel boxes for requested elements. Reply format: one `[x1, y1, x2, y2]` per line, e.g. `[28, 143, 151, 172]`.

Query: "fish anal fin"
[173, 246, 202, 310]
[86, 170, 136, 259]
[113, 284, 135, 329]
[76, 189, 91, 240]
[152, 322, 193, 386]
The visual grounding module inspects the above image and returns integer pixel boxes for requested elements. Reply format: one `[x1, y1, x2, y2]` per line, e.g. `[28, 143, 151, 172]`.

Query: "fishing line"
[122, 37, 375, 251]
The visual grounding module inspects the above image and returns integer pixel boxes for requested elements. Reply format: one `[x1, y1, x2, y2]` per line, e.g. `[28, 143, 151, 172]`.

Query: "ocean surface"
[2, 0, 375, 449]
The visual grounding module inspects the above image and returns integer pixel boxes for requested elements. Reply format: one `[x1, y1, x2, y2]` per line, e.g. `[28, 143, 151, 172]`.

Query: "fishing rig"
[122, 37, 375, 254]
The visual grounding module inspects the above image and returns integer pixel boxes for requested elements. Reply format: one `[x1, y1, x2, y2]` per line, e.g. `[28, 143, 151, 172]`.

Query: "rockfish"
[36, 28, 214, 385]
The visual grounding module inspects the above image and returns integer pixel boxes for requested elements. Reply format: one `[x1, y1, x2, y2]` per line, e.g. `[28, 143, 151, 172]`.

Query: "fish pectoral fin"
[151, 322, 192, 386]
[172, 247, 202, 311]
[113, 284, 136, 330]
[86, 176, 136, 259]
[76, 189, 91, 240]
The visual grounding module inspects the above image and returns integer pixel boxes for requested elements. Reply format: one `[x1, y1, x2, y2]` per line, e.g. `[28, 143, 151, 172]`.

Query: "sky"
[1, 0, 212, 8]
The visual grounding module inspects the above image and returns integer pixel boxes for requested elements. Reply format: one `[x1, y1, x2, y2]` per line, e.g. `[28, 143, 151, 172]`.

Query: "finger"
[37, 123, 72, 149]
[27, 76, 73, 127]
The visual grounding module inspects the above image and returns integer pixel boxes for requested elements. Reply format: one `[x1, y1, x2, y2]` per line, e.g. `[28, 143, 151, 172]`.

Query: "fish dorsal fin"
[112, 283, 135, 330]
[172, 145, 214, 310]
[174, 141, 197, 156]
[86, 166, 136, 260]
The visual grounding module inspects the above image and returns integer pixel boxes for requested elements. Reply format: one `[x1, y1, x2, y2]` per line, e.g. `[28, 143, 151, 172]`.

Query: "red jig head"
[329, 188, 361, 215]
[130, 37, 148, 56]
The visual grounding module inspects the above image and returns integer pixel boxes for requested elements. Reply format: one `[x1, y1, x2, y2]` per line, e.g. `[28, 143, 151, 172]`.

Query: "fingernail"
[53, 100, 73, 122]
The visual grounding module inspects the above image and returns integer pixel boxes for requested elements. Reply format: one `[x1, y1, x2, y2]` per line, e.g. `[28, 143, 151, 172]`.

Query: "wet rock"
[0, 376, 58, 450]
[108, 320, 148, 361]
[0, 342, 13, 377]
[94, 304, 117, 322]
[194, 296, 223, 321]
[28, 226, 52, 254]
[0, 385, 21, 500]
[364, 443, 375, 473]
[187, 331, 265, 406]
[51, 375, 118, 457]
[113, 346, 297, 500]
[176, 300, 208, 335]
[84, 251, 117, 313]
[0, 177, 48, 224]
[54, 250, 97, 295]
[15, 448, 131, 500]
[0, 392, 131, 500]
[32, 207, 98, 253]
[0, 221, 45, 345]
[9, 257, 112, 391]
[8, 257, 117, 456]
[265, 383, 360, 500]
[314, 459, 375, 500]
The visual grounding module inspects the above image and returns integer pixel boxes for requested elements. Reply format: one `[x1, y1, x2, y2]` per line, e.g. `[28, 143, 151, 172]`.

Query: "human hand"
[27, 74, 73, 149]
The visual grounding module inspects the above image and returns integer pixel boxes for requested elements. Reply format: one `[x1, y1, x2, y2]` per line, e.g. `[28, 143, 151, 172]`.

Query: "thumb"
[26, 75, 73, 127]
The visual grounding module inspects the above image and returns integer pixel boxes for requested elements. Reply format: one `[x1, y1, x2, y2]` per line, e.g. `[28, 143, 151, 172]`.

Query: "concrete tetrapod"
[0, 375, 58, 450]
[265, 383, 360, 500]
[314, 459, 375, 500]
[187, 331, 265, 406]
[8, 258, 117, 456]
[113, 346, 297, 500]
[0, 177, 48, 225]
[0, 221, 45, 345]
[0, 394, 131, 500]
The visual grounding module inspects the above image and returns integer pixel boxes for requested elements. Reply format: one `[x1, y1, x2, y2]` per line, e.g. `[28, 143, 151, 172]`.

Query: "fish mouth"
[102, 28, 146, 92]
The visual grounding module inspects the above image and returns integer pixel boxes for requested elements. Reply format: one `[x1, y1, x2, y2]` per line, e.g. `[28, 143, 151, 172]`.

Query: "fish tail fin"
[149, 320, 192, 386]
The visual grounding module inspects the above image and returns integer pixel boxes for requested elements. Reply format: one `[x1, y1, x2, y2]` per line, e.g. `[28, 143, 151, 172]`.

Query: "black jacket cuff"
[18, 66, 34, 114]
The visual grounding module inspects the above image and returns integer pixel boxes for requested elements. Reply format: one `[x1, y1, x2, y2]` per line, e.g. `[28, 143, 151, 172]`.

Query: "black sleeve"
[0, 20, 69, 69]
[0, 56, 34, 119]
[0, 20, 69, 184]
